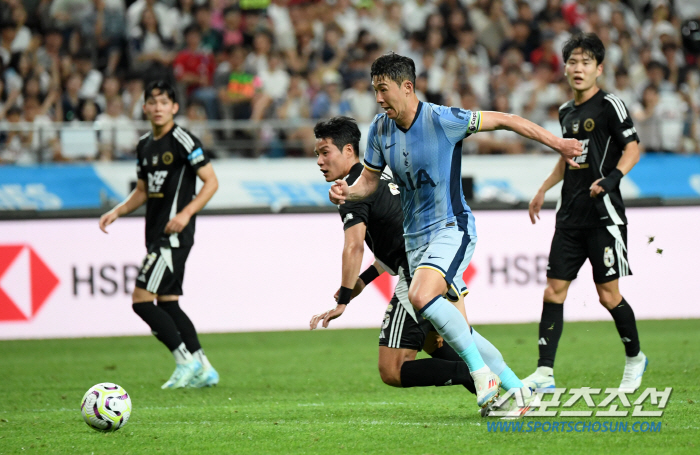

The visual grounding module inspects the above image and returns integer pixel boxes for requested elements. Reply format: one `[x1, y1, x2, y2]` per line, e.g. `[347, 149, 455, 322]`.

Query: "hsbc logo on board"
[0, 245, 59, 321]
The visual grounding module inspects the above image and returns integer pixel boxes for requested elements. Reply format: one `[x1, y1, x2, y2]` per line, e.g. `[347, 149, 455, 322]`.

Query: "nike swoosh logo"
[385, 143, 396, 149]
[428, 255, 442, 259]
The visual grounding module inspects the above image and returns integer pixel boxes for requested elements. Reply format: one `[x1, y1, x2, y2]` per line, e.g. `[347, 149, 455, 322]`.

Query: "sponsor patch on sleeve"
[188, 147, 204, 165]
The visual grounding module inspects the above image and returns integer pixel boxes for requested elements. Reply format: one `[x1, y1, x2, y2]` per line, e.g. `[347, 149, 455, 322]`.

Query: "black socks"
[158, 301, 202, 353]
[132, 300, 201, 354]
[398, 341, 476, 394]
[608, 297, 641, 357]
[400, 358, 476, 393]
[132, 301, 182, 351]
[537, 302, 564, 368]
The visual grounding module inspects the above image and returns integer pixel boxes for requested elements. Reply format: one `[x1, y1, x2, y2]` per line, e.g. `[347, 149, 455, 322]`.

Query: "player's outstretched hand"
[309, 305, 347, 330]
[165, 212, 191, 234]
[329, 179, 349, 205]
[589, 178, 604, 198]
[529, 191, 545, 224]
[557, 138, 582, 168]
[99, 211, 118, 233]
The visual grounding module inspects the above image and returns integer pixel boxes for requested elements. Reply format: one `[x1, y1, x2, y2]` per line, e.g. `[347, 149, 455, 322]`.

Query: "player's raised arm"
[529, 156, 566, 224]
[479, 111, 582, 168]
[99, 179, 148, 233]
[329, 167, 381, 205]
[165, 163, 218, 234]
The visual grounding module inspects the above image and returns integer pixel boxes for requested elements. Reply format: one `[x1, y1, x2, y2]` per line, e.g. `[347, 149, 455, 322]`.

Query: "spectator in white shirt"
[259, 52, 290, 104]
[402, 0, 437, 34]
[10, 5, 31, 53]
[95, 97, 139, 160]
[340, 71, 376, 123]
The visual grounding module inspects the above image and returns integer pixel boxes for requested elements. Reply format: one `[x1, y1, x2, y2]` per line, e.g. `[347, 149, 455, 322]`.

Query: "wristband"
[359, 265, 380, 285]
[598, 168, 623, 193]
[337, 286, 353, 306]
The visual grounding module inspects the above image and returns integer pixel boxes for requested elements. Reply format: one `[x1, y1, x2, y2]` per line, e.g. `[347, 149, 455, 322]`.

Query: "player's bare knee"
[407, 289, 435, 311]
[543, 286, 566, 304]
[132, 287, 155, 303]
[378, 363, 402, 387]
[598, 291, 620, 310]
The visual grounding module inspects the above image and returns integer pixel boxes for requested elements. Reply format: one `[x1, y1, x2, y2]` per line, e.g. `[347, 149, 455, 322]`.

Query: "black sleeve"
[178, 130, 210, 172]
[135, 141, 145, 180]
[606, 96, 639, 148]
[338, 198, 371, 231]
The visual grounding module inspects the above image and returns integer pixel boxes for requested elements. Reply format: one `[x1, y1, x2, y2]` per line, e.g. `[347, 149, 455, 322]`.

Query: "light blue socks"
[472, 328, 525, 390]
[420, 296, 486, 372]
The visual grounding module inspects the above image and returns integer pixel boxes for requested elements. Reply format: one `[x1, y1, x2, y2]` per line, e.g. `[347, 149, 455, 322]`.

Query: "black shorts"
[547, 225, 631, 284]
[135, 244, 191, 296]
[378, 270, 435, 351]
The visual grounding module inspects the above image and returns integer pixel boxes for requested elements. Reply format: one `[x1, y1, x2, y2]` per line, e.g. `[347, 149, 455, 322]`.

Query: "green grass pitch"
[1, 320, 698, 454]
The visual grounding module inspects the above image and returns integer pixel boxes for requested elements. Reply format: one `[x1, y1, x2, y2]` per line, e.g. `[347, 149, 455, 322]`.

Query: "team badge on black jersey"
[584, 118, 595, 132]
[162, 152, 173, 165]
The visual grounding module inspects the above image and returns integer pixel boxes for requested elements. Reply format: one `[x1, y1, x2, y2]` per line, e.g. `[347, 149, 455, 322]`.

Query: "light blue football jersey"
[363, 102, 481, 250]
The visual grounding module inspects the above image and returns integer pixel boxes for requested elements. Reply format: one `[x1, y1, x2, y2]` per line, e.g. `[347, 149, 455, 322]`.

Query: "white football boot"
[162, 359, 202, 389]
[481, 386, 535, 419]
[473, 369, 501, 408]
[619, 352, 648, 392]
[188, 365, 220, 388]
[522, 366, 555, 391]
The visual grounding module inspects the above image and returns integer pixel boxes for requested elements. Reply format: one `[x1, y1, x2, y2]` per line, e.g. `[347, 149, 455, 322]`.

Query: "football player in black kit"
[99, 81, 220, 389]
[309, 116, 478, 395]
[522, 34, 646, 392]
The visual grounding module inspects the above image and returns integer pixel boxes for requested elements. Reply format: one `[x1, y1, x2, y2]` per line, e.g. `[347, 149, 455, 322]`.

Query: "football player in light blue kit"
[330, 53, 582, 412]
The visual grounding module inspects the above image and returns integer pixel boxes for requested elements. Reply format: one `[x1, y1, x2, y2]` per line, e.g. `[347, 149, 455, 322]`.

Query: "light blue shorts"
[407, 225, 477, 302]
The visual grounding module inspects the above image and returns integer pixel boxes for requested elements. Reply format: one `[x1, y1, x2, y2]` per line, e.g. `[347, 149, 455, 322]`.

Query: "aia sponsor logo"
[0, 245, 59, 321]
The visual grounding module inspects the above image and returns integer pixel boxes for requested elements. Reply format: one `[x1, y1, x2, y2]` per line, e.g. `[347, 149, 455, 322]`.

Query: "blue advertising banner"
[627, 154, 700, 199]
[0, 165, 121, 210]
[1, 154, 698, 211]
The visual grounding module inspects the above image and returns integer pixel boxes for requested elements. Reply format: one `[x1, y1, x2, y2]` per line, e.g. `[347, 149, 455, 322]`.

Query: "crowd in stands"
[0, 0, 699, 161]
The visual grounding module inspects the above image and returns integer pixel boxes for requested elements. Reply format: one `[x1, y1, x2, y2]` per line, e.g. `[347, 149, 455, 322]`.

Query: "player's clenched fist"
[557, 138, 583, 168]
[329, 179, 349, 205]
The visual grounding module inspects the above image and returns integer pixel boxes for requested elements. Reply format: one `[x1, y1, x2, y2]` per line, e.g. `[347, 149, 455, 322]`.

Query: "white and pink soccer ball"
[80, 383, 132, 432]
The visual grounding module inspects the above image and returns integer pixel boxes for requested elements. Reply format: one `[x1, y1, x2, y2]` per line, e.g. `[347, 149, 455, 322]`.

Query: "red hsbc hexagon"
[0, 245, 59, 321]
[374, 263, 477, 301]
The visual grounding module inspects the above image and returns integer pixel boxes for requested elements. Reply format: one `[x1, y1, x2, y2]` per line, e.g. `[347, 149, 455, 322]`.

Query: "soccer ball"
[80, 383, 132, 432]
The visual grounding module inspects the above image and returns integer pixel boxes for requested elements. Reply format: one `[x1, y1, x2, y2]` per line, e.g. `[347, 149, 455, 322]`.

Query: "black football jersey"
[338, 163, 407, 274]
[557, 89, 639, 229]
[136, 124, 210, 248]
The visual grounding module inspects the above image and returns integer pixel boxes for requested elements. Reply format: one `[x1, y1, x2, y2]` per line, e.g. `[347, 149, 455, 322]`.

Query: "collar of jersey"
[396, 101, 423, 133]
[345, 162, 364, 185]
[573, 88, 603, 108]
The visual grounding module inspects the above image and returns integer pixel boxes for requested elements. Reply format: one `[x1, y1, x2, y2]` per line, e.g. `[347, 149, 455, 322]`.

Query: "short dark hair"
[183, 24, 202, 37]
[562, 33, 605, 64]
[370, 52, 416, 89]
[6, 105, 21, 117]
[145, 80, 177, 103]
[314, 116, 361, 157]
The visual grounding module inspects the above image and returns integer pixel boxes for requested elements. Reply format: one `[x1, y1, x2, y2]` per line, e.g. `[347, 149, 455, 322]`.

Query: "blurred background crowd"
[0, 0, 699, 162]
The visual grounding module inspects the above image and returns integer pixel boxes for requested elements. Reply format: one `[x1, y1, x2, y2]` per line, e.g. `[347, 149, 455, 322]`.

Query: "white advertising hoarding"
[0, 207, 698, 340]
